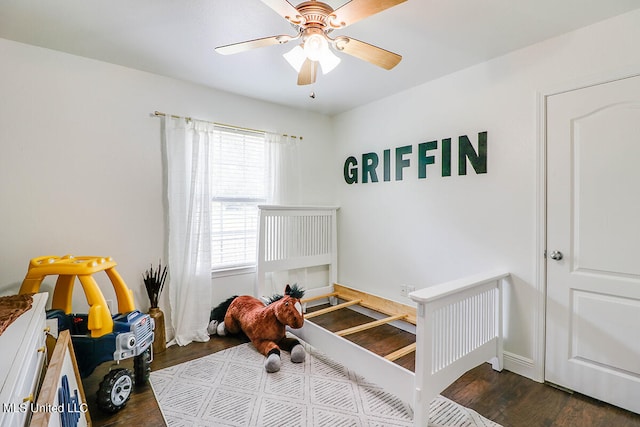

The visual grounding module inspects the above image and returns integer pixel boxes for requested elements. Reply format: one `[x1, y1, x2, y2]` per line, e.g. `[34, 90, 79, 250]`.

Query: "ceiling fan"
[215, 0, 407, 85]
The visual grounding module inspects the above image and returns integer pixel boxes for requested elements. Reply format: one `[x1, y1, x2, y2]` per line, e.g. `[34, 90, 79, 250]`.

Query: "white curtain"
[163, 117, 213, 346]
[265, 133, 301, 205]
[162, 122, 301, 342]
[263, 133, 301, 295]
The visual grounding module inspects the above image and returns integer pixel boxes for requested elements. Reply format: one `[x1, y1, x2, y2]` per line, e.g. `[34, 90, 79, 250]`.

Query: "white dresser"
[0, 293, 48, 427]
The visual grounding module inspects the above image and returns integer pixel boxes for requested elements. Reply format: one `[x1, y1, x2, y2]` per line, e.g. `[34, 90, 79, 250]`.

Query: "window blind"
[211, 127, 266, 270]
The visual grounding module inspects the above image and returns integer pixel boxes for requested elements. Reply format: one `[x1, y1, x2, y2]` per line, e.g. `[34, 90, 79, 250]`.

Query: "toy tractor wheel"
[134, 347, 151, 386]
[96, 368, 134, 413]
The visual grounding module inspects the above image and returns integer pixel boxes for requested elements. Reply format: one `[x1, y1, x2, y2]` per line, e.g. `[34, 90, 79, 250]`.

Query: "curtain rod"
[153, 111, 302, 140]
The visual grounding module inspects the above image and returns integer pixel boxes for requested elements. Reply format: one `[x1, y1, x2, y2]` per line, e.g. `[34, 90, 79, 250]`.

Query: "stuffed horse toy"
[208, 284, 306, 373]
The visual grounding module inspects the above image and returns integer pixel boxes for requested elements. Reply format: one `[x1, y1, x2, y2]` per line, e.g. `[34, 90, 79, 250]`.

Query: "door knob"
[549, 250, 563, 261]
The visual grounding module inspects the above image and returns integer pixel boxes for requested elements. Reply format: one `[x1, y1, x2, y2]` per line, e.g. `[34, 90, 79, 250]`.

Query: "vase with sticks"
[144, 261, 167, 354]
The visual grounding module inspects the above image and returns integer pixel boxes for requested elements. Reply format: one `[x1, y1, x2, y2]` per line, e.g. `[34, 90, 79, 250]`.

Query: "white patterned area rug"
[150, 342, 501, 427]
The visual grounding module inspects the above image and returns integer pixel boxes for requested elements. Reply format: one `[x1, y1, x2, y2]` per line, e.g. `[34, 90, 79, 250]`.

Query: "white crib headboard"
[256, 205, 338, 296]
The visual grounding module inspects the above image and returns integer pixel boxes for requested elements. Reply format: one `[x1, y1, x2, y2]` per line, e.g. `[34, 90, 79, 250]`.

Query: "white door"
[545, 74, 640, 414]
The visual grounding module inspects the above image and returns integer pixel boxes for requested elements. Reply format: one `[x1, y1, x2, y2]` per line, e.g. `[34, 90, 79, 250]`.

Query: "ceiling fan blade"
[334, 36, 401, 70]
[215, 34, 296, 55]
[260, 0, 304, 24]
[297, 59, 318, 85]
[330, 0, 407, 28]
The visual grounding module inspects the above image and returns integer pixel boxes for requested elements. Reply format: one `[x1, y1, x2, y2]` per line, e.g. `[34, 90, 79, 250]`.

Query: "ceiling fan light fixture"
[303, 33, 327, 61]
[283, 45, 307, 72]
[284, 38, 340, 75]
[319, 48, 340, 74]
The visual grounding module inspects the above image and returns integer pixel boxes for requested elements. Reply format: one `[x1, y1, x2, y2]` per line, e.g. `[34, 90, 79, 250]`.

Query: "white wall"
[2, 7, 639, 381]
[331, 9, 640, 380]
[0, 39, 335, 316]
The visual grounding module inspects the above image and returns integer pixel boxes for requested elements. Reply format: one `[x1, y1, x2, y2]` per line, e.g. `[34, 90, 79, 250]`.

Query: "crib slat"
[384, 343, 417, 361]
[304, 299, 362, 318]
[336, 314, 407, 337]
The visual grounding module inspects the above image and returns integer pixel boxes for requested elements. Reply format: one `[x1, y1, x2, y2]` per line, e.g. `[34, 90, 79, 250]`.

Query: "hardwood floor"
[81, 308, 640, 427]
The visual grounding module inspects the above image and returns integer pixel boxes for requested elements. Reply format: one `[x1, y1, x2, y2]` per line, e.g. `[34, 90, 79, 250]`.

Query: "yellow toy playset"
[19, 254, 153, 413]
[20, 255, 136, 338]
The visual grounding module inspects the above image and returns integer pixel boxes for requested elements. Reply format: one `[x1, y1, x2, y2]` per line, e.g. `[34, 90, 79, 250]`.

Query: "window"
[211, 126, 267, 271]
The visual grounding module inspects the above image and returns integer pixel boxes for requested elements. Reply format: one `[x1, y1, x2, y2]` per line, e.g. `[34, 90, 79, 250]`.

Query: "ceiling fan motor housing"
[296, 1, 342, 29]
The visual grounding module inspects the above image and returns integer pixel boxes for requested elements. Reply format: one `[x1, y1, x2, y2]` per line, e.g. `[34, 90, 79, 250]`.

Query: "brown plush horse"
[208, 284, 305, 373]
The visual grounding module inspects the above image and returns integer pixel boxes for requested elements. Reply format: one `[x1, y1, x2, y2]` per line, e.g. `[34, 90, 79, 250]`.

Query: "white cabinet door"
[545, 74, 640, 413]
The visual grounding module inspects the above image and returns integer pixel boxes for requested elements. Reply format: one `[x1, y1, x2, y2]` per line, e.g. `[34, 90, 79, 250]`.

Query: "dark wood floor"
[82, 307, 640, 427]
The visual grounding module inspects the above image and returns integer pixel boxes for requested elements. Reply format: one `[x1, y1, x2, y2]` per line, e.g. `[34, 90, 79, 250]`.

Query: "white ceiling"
[1, 0, 639, 115]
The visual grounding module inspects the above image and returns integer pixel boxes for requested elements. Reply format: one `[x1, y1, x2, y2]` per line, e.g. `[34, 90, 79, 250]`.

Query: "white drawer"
[0, 293, 48, 427]
[14, 330, 47, 426]
[2, 350, 46, 427]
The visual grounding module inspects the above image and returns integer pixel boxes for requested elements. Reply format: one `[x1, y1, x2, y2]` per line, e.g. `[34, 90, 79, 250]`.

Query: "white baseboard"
[503, 351, 542, 382]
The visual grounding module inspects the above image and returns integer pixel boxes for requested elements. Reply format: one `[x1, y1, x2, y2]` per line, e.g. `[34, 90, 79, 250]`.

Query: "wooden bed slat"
[301, 292, 338, 304]
[334, 284, 417, 325]
[304, 299, 362, 318]
[336, 314, 407, 337]
[384, 343, 417, 361]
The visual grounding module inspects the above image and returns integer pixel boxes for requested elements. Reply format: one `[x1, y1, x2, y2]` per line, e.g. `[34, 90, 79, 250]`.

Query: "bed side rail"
[410, 270, 509, 426]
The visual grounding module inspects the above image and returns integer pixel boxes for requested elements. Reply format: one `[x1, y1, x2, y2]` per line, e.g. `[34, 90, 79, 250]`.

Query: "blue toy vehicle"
[19, 255, 154, 413]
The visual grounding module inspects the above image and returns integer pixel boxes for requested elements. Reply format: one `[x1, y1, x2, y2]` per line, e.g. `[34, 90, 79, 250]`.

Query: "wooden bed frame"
[257, 205, 509, 426]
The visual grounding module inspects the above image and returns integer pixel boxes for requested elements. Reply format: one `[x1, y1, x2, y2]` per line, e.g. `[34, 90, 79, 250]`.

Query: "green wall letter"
[395, 145, 412, 181]
[344, 156, 358, 184]
[418, 141, 437, 179]
[442, 138, 452, 177]
[383, 149, 391, 182]
[362, 152, 379, 183]
[458, 131, 487, 175]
